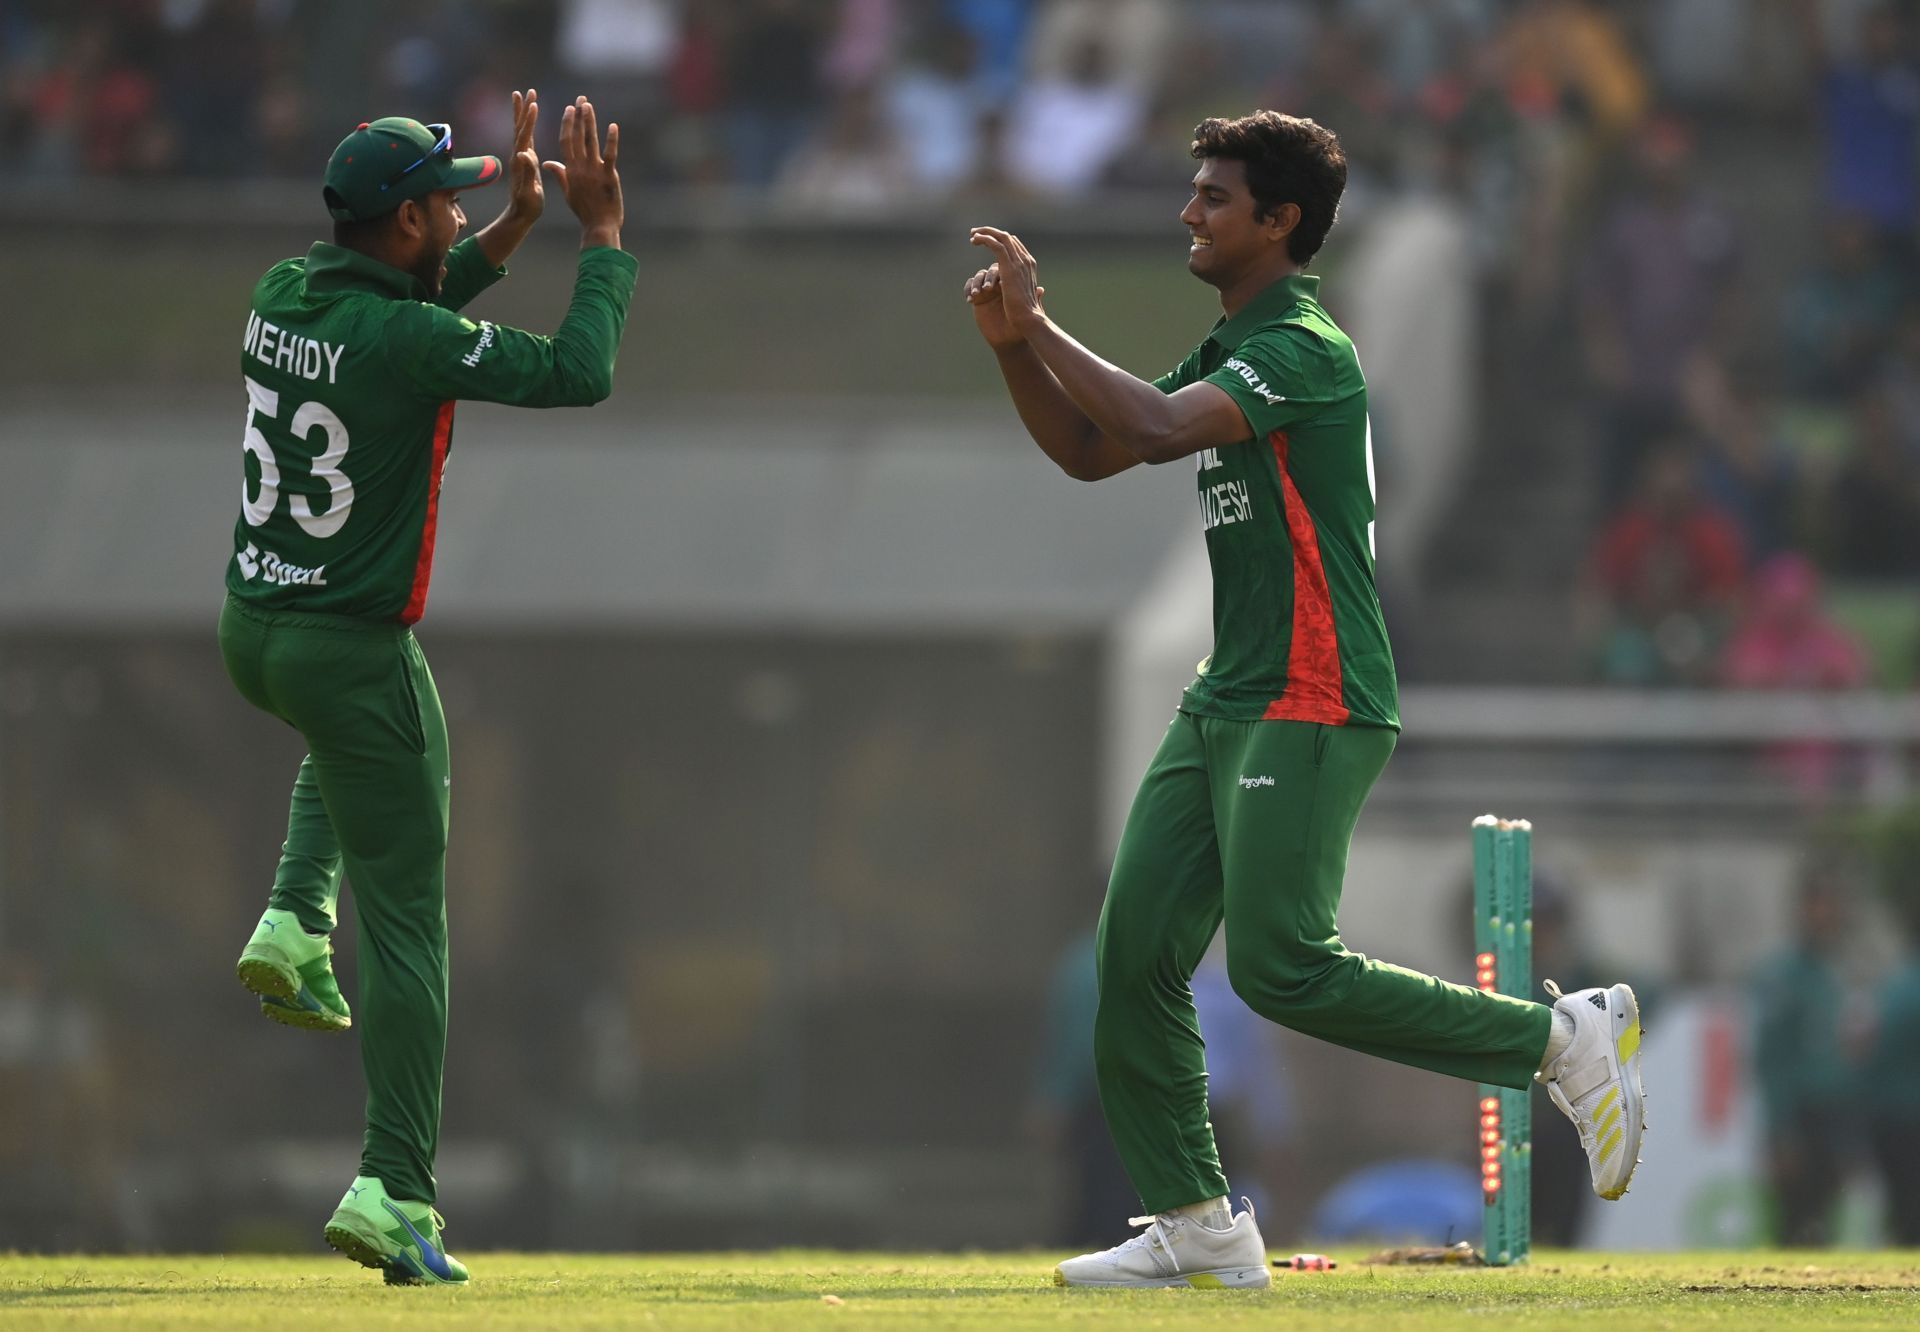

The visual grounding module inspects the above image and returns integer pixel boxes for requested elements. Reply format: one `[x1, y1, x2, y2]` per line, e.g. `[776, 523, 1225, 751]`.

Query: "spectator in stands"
[822, 0, 901, 94]
[776, 81, 908, 210]
[1824, 388, 1920, 579]
[1190, 0, 1317, 96]
[1804, 0, 1920, 248]
[724, 0, 829, 187]
[1349, 0, 1498, 111]
[1579, 114, 1741, 504]
[1583, 442, 1748, 686]
[1000, 35, 1144, 197]
[1495, 0, 1648, 144]
[1782, 212, 1907, 401]
[1751, 863, 1859, 1247]
[662, 7, 726, 185]
[1684, 358, 1801, 562]
[1489, 0, 1643, 318]
[1722, 552, 1871, 796]
[945, 0, 1037, 108]
[1287, 8, 1397, 207]
[555, 0, 680, 171]
[1418, 38, 1531, 278]
[1100, 95, 1201, 194]
[1024, 0, 1172, 99]
[1722, 553, 1867, 692]
[165, 0, 267, 177]
[1648, 0, 1764, 113]
[887, 15, 985, 195]
[256, 51, 315, 179]
[21, 16, 170, 178]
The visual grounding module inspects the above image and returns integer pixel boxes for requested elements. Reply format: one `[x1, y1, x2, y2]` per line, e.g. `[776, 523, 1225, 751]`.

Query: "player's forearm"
[472, 206, 539, 270]
[993, 342, 1136, 481]
[545, 247, 639, 404]
[431, 238, 511, 312]
[1022, 320, 1184, 463]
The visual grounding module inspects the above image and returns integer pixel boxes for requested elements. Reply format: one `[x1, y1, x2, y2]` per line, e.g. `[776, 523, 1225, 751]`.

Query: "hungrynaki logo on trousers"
[236, 542, 327, 586]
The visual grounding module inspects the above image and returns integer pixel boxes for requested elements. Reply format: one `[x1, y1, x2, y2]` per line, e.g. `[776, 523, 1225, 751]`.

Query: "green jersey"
[227, 238, 639, 622]
[1154, 273, 1398, 729]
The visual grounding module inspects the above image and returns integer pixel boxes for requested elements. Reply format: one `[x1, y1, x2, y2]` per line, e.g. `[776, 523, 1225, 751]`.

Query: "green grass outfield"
[3, 1251, 1917, 1331]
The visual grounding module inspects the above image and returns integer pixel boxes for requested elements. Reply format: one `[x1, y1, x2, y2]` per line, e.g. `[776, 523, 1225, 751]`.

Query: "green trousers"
[1095, 712, 1551, 1214]
[219, 596, 450, 1203]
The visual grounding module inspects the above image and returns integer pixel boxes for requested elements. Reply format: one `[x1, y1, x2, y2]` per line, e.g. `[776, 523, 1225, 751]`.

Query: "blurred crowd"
[0, 0, 1693, 206]
[5, 0, 1916, 695]
[1556, 3, 1920, 693]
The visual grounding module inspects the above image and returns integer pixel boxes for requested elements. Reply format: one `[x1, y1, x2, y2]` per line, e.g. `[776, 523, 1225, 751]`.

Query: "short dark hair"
[1191, 111, 1347, 267]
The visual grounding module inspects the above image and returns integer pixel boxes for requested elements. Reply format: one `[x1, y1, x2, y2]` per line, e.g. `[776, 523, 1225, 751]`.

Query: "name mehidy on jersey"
[243, 310, 347, 384]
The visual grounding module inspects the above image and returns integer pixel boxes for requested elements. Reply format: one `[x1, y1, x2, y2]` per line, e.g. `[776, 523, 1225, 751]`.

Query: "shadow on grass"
[0, 1280, 1059, 1306]
[0, 1286, 211, 1305]
[561, 1282, 1048, 1303]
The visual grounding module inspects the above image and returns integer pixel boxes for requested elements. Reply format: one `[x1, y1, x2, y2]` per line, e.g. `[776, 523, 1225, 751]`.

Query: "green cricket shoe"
[324, 1175, 470, 1285]
[235, 908, 350, 1032]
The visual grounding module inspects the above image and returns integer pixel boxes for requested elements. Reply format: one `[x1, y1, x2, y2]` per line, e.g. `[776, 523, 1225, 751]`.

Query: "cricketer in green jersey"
[221, 90, 634, 1285]
[967, 111, 1647, 1288]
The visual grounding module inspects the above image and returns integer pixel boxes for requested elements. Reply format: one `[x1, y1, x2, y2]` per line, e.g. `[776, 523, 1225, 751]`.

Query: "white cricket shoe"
[1539, 980, 1646, 1200]
[1053, 1200, 1271, 1288]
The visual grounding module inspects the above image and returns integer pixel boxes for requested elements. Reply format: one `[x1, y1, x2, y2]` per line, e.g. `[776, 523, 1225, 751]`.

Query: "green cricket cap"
[322, 117, 501, 222]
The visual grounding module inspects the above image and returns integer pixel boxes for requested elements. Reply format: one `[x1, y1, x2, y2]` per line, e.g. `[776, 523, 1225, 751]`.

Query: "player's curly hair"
[1191, 112, 1346, 267]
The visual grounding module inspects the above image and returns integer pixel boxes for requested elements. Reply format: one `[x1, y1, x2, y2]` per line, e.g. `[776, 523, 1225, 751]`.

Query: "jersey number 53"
[241, 374, 354, 538]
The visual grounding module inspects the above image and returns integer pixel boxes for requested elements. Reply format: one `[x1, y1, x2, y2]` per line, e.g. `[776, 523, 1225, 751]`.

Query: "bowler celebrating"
[966, 111, 1646, 1287]
[221, 91, 633, 1284]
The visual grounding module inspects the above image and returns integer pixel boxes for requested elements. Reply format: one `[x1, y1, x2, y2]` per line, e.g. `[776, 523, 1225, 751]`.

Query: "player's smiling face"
[1180, 158, 1293, 289]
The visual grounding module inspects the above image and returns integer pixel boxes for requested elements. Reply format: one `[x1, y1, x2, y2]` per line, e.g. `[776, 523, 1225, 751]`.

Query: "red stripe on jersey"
[1263, 431, 1350, 725]
[400, 401, 455, 625]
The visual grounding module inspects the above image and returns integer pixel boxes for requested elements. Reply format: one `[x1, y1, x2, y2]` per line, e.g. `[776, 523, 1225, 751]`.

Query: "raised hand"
[505, 88, 543, 222]
[543, 95, 624, 249]
[964, 262, 1045, 351]
[469, 89, 548, 267]
[968, 227, 1048, 336]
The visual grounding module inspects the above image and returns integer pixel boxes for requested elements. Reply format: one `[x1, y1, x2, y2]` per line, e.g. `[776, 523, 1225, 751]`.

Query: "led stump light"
[1472, 815, 1533, 1266]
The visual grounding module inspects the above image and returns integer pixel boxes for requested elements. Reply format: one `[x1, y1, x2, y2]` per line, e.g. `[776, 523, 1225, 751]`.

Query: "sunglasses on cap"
[381, 123, 453, 193]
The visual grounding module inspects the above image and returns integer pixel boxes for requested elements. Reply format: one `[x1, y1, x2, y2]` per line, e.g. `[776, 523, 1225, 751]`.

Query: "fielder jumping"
[222, 90, 632, 1285]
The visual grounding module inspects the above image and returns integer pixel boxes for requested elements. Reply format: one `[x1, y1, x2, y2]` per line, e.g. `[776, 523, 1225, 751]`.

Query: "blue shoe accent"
[382, 1199, 458, 1283]
[262, 984, 326, 1015]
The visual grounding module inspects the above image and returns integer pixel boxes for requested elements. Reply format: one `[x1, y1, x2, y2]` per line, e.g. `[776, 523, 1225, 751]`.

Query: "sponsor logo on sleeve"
[461, 320, 496, 368]
[1222, 357, 1285, 405]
